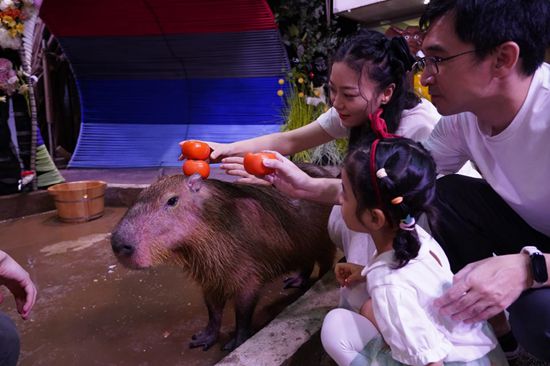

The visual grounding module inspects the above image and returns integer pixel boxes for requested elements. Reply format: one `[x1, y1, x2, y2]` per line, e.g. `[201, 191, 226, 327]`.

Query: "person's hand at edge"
[433, 254, 532, 323]
[0, 251, 37, 320]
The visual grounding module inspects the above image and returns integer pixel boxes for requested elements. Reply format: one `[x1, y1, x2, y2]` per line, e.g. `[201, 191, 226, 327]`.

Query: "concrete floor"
[0, 166, 322, 365]
[0, 208, 315, 366]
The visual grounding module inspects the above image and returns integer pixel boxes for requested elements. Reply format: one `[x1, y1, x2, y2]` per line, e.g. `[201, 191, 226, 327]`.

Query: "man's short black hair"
[420, 0, 550, 76]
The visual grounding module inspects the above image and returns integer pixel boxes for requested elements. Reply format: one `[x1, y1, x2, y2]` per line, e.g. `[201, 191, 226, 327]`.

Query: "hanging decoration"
[0, 0, 37, 50]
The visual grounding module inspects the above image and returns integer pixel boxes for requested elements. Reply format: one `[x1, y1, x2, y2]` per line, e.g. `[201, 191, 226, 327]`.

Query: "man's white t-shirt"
[424, 63, 550, 237]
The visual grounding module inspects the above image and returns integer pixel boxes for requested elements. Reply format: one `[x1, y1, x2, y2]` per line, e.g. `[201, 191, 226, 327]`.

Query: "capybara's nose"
[111, 234, 135, 257]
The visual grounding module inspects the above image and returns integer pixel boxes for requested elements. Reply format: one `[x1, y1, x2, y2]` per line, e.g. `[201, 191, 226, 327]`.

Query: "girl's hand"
[220, 156, 271, 186]
[334, 262, 365, 287]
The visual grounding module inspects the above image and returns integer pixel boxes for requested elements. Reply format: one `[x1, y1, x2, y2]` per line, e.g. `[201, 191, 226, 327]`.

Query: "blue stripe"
[69, 123, 282, 168]
[78, 78, 288, 125]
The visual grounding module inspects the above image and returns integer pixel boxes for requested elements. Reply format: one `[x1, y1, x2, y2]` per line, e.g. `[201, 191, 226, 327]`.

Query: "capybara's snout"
[111, 231, 135, 258]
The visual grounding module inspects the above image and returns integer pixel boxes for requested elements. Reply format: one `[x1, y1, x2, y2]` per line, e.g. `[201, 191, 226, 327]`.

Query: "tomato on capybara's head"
[243, 152, 276, 176]
[183, 159, 210, 179]
[180, 140, 211, 160]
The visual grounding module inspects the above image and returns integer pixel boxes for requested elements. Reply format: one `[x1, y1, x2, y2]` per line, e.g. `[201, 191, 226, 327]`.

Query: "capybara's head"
[111, 174, 208, 269]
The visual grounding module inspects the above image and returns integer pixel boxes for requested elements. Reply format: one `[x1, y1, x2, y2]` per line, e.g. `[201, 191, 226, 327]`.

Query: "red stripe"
[40, 0, 276, 37]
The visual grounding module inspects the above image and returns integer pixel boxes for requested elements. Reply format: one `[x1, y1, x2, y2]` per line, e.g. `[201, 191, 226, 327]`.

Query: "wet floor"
[0, 208, 310, 366]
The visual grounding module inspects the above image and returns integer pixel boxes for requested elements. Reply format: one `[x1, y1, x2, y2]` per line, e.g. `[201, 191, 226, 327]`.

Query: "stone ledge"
[216, 271, 339, 366]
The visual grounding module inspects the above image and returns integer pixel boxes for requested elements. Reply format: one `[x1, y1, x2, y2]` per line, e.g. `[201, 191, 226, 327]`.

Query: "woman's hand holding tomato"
[179, 140, 211, 160]
[219, 156, 271, 186]
[263, 151, 319, 200]
[182, 159, 210, 179]
[243, 152, 276, 176]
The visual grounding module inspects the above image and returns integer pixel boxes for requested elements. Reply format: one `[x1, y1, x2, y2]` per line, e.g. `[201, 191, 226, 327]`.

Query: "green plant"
[269, 0, 355, 165]
[270, 0, 356, 87]
[279, 80, 347, 165]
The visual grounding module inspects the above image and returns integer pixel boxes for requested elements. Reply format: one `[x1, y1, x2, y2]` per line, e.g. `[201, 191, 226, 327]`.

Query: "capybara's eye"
[166, 196, 179, 207]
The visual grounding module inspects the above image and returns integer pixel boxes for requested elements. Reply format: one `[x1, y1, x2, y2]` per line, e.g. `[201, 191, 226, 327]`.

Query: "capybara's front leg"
[222, 288, 260, 351]
[190, 291, 225, 351]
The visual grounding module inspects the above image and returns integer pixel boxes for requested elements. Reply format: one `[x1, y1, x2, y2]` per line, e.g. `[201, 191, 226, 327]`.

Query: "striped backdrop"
[40, 0, 289, 167]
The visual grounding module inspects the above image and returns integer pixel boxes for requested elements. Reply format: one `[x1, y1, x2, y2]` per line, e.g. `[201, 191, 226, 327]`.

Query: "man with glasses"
[417, 0, 550, 361]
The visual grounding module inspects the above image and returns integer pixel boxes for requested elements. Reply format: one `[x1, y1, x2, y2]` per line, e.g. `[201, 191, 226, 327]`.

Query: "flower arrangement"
[0, 0, 37, 50]
[0, 57, 29, 102]
[278, 71, 348, 165]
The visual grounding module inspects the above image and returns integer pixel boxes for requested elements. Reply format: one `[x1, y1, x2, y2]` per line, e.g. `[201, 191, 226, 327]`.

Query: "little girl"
[321, 137, 507, 366]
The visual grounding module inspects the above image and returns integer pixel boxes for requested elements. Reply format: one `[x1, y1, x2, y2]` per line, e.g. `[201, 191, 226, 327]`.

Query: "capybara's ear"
[155, 174, 171, 183]
[187, 173, 203, 193]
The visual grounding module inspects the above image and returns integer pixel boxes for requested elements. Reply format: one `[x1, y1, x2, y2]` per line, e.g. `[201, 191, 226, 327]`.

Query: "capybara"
[111, 169, 336, 351]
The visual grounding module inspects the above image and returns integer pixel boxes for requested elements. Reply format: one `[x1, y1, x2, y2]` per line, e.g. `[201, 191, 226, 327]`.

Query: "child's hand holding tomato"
[334, 262, 366, 288]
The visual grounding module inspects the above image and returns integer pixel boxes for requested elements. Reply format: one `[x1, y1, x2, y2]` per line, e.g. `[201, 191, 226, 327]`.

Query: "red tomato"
[182, 160, 210, 179]
[180, 140, 211, 160]
[243, 152, 276, 176]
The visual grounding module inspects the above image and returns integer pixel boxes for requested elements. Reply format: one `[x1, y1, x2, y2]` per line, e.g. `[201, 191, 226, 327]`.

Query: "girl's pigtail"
[377, 163, 422, 269]
[392, 214, 420, 269]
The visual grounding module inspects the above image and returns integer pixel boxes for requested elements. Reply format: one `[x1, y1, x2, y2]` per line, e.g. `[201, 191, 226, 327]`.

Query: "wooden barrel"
[47, 180, 107, 223]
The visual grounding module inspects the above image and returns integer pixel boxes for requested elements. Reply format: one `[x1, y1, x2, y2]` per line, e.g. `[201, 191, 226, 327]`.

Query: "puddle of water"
[40, 233, 112, 256]
[0, 208, 306, 366]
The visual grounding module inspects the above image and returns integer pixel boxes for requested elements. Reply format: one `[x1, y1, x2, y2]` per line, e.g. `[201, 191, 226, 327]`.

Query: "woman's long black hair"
[344, 137, 437, 269]
[331, 29, 420, 149]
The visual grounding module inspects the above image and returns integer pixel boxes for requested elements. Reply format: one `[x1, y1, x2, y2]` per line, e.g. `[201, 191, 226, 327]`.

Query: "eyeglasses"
[412, 49, 478, 75]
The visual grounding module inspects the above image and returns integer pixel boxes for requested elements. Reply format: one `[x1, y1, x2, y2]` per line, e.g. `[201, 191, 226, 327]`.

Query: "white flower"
[0, 26, 22, 49]
[0, 0, 14, 11]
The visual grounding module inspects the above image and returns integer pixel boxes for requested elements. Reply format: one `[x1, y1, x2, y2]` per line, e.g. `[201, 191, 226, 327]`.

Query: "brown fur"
[111, 167, 336, 351]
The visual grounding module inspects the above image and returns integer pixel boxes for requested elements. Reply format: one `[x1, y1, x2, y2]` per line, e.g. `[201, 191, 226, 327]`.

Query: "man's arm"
[434, 252, 548, 323]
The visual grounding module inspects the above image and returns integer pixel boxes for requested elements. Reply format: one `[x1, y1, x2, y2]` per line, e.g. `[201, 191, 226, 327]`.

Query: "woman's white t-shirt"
[317, 98, 440, 142]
